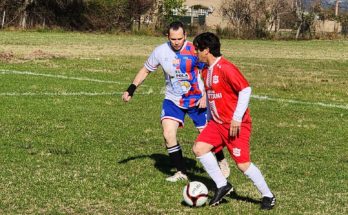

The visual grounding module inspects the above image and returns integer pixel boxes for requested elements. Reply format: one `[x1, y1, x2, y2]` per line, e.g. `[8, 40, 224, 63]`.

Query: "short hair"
[167, 21, 185, 35]
[193, 32, 221, 57]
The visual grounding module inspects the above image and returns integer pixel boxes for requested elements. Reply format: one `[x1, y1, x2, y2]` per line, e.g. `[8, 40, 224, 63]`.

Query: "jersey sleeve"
[224, 63, 249, 92]
[144, 47, 160, 72]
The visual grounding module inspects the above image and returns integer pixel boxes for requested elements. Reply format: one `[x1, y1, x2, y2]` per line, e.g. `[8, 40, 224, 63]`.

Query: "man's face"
[168, 28, 186, 51]
[195, 47, 208, 63]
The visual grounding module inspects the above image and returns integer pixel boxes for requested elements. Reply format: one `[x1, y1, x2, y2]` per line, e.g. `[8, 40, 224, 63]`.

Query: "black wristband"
[126, 84, 137, 96]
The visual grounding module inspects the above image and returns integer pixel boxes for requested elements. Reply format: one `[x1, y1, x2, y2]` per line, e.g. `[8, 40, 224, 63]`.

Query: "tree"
[220, 0, 270, 38]
[294, 0, 316, 39]
[129, 0, 155, 30]
[266, 0, 292, 32]
[162, 0, 184, 25]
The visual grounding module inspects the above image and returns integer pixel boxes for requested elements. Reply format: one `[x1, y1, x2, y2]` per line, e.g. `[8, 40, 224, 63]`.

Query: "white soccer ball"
[183, 181, 209, 207]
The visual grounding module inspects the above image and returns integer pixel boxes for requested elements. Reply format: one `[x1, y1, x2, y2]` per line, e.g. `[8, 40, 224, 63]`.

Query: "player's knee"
[237, 162, 251, 172]
[192, 143, 204, 157]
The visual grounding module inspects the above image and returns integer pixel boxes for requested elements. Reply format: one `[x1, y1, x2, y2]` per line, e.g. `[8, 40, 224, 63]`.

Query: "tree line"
[0, 0, 159, 31]
[219, 0, 348, 39]
[0, 0, 347, 39]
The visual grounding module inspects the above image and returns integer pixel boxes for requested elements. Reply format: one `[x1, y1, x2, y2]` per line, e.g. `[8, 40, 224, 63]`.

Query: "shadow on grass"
[118, 153, 214, 187]
[118, 153, 260, 205]
[229, 192, 261, 204]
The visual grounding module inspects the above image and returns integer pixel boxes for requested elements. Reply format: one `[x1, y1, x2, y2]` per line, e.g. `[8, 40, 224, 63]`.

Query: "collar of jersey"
[167, 40, 187, 53]
[209, 56, 222, 70]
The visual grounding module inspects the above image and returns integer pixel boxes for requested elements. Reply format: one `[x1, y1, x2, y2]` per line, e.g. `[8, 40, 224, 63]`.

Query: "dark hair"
[193, 32, 221, 57]
[167, 21, 185, 35]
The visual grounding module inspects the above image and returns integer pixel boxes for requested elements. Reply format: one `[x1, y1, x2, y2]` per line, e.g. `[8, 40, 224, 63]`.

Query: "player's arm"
[122, 66, 150, 102]
[196, 66, 207, 109]
[197, 91, 207, 109]
[230, 86, 251, 137]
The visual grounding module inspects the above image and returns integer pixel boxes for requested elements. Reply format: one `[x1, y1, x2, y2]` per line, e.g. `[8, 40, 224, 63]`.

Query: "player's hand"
[197, 95, 207, 109]
[122, 91, 132, 102]
[229, 120, 241, 137]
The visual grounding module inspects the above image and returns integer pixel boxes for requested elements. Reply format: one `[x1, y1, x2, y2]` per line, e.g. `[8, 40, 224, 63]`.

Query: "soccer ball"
[183, 181, 209, 207]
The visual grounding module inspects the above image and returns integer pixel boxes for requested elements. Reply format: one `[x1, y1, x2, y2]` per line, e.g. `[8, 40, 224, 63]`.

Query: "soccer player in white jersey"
[192, 32, 276, 209]
[122, 22, 230, 182]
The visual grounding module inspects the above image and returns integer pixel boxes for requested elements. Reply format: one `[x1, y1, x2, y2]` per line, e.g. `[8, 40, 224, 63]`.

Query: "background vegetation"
[0, 0, 347, 39]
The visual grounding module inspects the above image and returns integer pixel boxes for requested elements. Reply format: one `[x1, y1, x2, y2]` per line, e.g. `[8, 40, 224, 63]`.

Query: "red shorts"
[195, 120, 251, 164]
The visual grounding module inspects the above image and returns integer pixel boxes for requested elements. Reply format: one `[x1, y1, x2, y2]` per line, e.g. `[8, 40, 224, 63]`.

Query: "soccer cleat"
[218, 159, 230, 178]
[209, 182, 234, 206]
[261, 195, 276, 210]
[166, 171, 188, 182]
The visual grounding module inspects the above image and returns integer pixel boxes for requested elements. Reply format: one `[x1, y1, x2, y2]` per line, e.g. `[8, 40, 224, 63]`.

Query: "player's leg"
[229, 122, 275, 210]
[161, 99, 188, 182]
[189, 107, 230, 178]
[192, 121, 233, 206]
[237, 162, 275, 210]
[215, 150, 230, 178]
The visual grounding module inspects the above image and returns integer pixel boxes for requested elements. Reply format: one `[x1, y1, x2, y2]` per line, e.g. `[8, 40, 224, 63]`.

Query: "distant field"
[0, 31, 347, 214]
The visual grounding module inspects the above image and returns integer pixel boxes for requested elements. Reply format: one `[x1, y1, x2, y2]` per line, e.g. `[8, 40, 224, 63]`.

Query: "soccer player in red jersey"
[192, 32, 276, 210]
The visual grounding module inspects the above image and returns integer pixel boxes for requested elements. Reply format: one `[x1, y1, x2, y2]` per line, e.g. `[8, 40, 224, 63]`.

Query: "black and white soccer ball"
[183, 181, 208, 207]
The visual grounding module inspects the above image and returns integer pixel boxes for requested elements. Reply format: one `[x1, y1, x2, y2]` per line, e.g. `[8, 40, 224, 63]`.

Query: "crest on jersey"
[213, 75, 219, 84]
[172, 58, 180, 66]
[232, 148, 241, 157]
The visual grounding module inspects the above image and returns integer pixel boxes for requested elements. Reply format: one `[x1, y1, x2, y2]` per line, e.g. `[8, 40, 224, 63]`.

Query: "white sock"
[197, 152, 227, 188]
[244, 163, 273, 197]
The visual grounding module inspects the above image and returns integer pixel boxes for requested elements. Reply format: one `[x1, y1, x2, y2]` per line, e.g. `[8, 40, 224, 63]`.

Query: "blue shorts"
[161, 99, 207, 129]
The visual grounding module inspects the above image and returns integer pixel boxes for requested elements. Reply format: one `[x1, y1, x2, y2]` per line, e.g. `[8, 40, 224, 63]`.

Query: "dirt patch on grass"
[23, 49, 57, 60]
[0, 49, 60, 63]
[0, 51, 15, 62]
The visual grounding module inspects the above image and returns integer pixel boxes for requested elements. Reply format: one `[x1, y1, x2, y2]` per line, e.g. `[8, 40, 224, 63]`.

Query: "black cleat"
[209, 182, 234, 206]
[261, 195, 276, 210]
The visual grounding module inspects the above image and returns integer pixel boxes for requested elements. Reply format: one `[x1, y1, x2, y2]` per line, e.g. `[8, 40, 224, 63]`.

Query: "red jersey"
[202, 57, 251, 124]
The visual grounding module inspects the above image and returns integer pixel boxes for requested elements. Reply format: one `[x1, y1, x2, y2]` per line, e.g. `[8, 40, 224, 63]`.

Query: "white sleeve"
[144, 48, 159, 72]
[232, 87, 251, 122]
[198, 69, 205, 93]
[206, 94, 212, 121]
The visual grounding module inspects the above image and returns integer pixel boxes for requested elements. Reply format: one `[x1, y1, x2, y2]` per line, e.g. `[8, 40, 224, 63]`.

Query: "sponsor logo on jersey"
[207, 90, 222, 99]
[232, 148, 241, 157]
[175, 70, 189, 80]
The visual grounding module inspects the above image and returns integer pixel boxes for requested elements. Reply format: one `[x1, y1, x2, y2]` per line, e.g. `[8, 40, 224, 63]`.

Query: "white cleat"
[166, 171, 188, 182]
[218, 159, 230, 178]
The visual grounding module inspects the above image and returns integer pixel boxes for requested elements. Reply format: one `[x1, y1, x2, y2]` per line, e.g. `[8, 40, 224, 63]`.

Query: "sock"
[244, 163, 273, 197]
[197, 152, 227, 188]
[167, 144, 186, 174]
[215, 150, 225, 162]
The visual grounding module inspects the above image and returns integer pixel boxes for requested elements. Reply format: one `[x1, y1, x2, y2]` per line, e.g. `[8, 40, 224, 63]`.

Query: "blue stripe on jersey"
[175, 46, 202, 108]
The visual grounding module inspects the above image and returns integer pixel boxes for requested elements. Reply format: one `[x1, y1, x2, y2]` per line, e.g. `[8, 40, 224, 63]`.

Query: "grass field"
[0, 31, 347, 214]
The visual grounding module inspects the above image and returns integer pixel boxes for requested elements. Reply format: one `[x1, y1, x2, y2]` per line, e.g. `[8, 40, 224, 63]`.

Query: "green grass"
[0, 31, 347, 214]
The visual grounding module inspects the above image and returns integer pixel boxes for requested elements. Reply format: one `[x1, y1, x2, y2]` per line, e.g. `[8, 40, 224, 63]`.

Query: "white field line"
[0, 69, 347, 110]
[251, 95, 348, 110]
[0, 91, 347, 110]
[0, 69, 133, 85]
[0, 92, 153, 96]
[0, 92, 119, 96]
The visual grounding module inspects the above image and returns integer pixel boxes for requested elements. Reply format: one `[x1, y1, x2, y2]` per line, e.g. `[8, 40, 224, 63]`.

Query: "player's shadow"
[118, 153, 261, 205]
[118, 153, 215, 187]
[228, 192, 261, 205]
